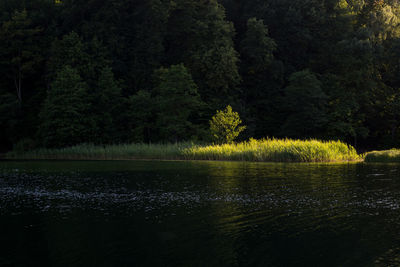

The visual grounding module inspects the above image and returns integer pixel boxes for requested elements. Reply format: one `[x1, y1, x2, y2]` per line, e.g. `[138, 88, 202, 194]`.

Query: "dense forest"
[1, 0, 400, 151]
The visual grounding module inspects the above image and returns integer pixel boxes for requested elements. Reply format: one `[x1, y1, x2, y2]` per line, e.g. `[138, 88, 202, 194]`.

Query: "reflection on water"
[0, 160, 400, 266]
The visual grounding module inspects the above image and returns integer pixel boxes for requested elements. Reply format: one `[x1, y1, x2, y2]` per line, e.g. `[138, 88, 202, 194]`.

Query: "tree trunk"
[14, 67, 22, 104]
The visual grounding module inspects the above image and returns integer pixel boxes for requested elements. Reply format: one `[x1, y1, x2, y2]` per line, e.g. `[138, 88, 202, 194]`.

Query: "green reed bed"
[6, 143, 190, 160]
[364, 149, 400, 163]
[182, 138, 360, 162]
[6, 138, 361, 162]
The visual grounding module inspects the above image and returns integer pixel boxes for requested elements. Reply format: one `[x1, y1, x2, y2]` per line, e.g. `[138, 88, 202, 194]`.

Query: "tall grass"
[6, 138, 361, 162]
[182, 138, 360, 162]
[364, 149, 400, 163]
[6, 143, 191, 160]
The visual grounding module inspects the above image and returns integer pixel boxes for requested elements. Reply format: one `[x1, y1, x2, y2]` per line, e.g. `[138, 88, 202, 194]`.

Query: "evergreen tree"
[2, 0, 400, 150]
[153, 64, 203, 142]
[48, 31, 90, 80]
[0, 8, 47, 149]
[39, 66, 92, 147]
[241, 18, 276, 73]
[124, 90, 153, 143]
[374, 38, 400, 147]
[49, 31, 122, 144]
[324, 33, 374, 147]
[0, 9, 43, 103]
[240, 17, 283, 138]
[93, 66, 123, 143]
[0, 93, 19, 150]
[59, 0, 169, 93]
[165, 0, 240, 110]
[281, 70, 328, 138]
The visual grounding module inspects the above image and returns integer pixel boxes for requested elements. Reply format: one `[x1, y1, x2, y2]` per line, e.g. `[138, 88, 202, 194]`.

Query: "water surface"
[1, 160, 400, 266]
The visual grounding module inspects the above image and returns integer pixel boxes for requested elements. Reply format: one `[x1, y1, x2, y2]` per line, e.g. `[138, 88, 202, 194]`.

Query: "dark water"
[1, 160, 400, 266]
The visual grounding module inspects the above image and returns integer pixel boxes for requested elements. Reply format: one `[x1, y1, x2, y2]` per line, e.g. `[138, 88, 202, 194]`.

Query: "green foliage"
[48, 31, 122, 145]
[364, 149, 400, 163]
[124, 90, 153, 143]
[12, 138, 36, 153]
[166, 0, 240, 109]
[239, 17, 282, 138]
[0, 9, 43, 103]
[39, 66, 92, 148]
[281, 70, 328, 138]
[92, 66, 123, 143]
[183, 138, 360, 162]
[0, 93, 19, 149]
[48, 31, 89, 79]
[241, 17, 276, 73]
[6, 139, 360, 163]
[153, 64, 203, 142]
[3, 0, 400, 151]
[358, 1, 400, 41]
[323, 73, 369, 143]
[210, 105, 246, 144]
[6, 142, 192, 160]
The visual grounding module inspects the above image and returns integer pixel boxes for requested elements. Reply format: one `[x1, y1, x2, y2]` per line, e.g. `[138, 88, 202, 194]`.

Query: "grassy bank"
[6, 138, 361, 162]
[183, 138, 360, 162]
[5, 143, 189, 160]
[364, 149, 400, 163]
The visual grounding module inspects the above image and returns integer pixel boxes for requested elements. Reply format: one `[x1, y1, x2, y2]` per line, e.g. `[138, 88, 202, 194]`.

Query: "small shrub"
[364, 149, 400, 163]
[210, 105, 246, 144]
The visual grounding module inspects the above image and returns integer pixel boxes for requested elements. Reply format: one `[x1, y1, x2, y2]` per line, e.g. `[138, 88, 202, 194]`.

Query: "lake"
[0, 160, 399, 266]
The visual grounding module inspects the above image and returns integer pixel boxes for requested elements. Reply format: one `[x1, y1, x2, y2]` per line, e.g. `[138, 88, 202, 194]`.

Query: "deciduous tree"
[210, 105, 246, 144]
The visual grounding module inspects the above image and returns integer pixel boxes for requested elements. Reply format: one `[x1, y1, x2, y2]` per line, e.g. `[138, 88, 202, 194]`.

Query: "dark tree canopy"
[1, 0, 400, 151]
[39, 65, 92, 148]
[153, 64, 204, 142]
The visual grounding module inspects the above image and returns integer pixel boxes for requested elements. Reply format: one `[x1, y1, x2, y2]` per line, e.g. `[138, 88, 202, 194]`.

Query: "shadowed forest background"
[1, 0, 400, 151]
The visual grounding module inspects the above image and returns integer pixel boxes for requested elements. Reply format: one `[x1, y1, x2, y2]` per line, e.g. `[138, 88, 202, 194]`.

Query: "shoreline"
[364, 149, 400, 163]
[1, 139, 368, 163]
[5, 153, 400, 163]
[0, 156, 364, 163]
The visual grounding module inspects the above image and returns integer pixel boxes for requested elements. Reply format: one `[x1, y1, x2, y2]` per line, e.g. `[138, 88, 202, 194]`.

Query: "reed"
[364, 149, 400, 163]
[6, 138, 360, 162]
[182, 138, 360, 162]
[6, 143, 190, 160]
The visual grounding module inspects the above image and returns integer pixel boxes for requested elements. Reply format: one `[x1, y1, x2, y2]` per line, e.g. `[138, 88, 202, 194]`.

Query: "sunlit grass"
[364, 149, 400, 163]
[182, 138, 360, 162]
[7, 138, 361, 162]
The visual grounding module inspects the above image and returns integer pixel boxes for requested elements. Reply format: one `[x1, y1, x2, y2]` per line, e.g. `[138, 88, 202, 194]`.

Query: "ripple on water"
[1, 180, 400, 225]
[1, 161, 400, 266]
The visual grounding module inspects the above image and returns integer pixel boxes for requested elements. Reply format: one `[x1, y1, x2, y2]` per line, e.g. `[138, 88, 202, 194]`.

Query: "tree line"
[1, 0, 400, 151]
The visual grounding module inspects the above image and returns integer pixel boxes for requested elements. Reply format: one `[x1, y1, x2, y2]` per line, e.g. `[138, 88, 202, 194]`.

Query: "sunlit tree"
[210, 105, 246, 144]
